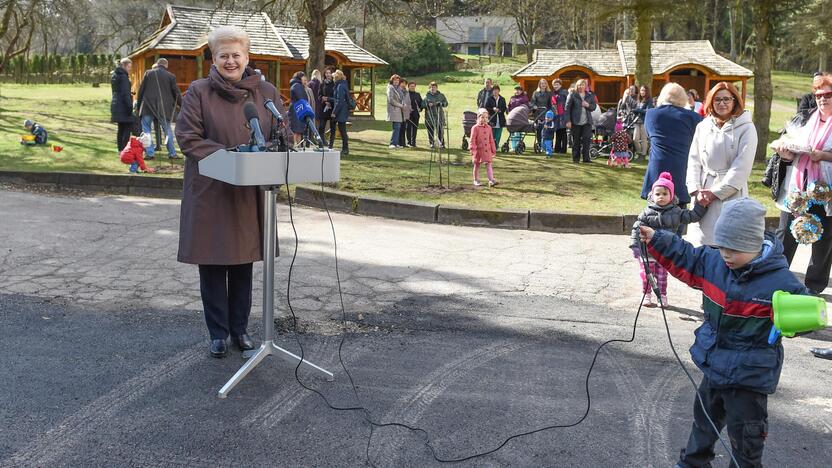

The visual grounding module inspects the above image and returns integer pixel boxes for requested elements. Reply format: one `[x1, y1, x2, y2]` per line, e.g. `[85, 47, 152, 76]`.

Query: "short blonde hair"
[119, 57, 132, 67]
[208, 26, 250, 53]
[311, 69, 322, 81]
[575, 78, 587, 88]
[657, 82, 688, 107]
[333, 69, 345, 81]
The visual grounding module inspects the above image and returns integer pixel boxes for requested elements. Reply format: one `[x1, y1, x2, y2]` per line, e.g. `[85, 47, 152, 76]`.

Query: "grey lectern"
[199, 149, 340, 398]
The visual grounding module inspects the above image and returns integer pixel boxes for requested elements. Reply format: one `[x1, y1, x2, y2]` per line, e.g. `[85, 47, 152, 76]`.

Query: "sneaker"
[144, 154, 155, 161]
[129, 162, 138, 173]
[473, 180, 482, 186]
[488, 179, 498, 187]
[168, 154, 181, 159]
[642, 295, 656, 308]
[660, 295, 669, 307]
[389, 144, 398, 149]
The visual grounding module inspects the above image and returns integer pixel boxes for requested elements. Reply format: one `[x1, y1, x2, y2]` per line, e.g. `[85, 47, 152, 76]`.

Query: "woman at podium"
[175, 25, 285, 358]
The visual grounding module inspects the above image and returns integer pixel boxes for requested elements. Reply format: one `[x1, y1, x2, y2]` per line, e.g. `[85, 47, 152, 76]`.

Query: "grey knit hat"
[23, 119, 33, 127]
[714, 198, 766, 252]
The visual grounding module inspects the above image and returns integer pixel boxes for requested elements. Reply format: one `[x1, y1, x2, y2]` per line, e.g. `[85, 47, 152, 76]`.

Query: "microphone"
[243, 102, 267, 151]
[263, 98, 284, 125]
[293, 98, 324, 148]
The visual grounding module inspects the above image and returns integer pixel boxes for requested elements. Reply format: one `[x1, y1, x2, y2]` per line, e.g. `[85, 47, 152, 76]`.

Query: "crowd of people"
[631, 72, 832, 468]
[386, 75, 448, 149]
[108, 54, 355, 173]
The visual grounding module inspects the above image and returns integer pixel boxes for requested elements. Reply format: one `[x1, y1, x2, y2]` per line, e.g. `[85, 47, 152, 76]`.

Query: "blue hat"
[545, 110, 554, 119]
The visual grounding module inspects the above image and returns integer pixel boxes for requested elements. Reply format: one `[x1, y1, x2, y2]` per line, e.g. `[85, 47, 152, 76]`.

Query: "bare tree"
[0, 0, 39, 73]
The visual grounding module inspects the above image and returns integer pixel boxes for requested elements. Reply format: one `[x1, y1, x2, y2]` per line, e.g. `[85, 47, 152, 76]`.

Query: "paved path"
[1, 187, 830, 467]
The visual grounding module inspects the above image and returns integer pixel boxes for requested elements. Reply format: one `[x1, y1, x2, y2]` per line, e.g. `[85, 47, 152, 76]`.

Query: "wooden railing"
[351, 91, 373, 113]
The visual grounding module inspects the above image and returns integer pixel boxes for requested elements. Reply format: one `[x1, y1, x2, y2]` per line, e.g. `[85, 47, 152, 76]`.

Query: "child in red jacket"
[469, 108, 497, 187]
[120, 133, 156, 173]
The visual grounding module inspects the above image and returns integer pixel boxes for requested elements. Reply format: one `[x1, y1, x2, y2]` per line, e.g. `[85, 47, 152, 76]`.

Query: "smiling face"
[408, 82, 415, 91]
[640, 86, 647, 98]
[651, 186, 672, 207]
[712, 89, 736, 119]
[719, 247, 759, 270]
[577, 82, 586, 93]
[815, 85, 832, 118]
[213, 41, 248, 82]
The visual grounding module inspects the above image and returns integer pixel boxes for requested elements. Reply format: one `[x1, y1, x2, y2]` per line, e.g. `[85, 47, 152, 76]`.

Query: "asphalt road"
[1, 187, 830, 467]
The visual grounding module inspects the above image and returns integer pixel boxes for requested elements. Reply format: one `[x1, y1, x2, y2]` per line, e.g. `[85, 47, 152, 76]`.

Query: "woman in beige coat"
[386, 74, 405, 148]
[175, 25, 285, 358]
[686, 82, 757, 246]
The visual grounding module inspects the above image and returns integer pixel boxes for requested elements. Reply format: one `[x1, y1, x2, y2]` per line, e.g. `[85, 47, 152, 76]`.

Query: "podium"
[199, 148, 340, 398]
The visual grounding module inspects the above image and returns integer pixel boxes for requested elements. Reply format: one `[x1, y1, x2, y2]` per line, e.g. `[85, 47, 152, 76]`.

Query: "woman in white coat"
[686, 82, 758, 246]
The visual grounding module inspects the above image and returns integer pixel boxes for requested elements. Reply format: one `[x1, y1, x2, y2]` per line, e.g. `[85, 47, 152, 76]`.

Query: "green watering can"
[768, 291, 828, 344]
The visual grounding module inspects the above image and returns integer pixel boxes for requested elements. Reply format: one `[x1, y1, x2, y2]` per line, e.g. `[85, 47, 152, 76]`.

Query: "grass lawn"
[1, 69, 802, 214]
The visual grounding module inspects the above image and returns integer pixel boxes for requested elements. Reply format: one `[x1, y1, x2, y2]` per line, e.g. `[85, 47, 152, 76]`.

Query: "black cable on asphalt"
[276, 134, 740, 467]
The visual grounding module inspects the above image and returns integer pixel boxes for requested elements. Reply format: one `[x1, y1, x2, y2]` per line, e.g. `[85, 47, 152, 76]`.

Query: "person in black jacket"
[551, 79, 569, 154]
[484, 85, 507, 147]
[135, 58, 181, 159]
[110, 58, 135, 151]
[317, 67, 336, 147]
[564, 79, 597, 163]
[406, 81, 423, 147]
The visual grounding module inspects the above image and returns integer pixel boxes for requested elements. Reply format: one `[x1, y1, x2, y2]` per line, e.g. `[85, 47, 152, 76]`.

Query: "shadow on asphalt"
[1, 292, 830, 468]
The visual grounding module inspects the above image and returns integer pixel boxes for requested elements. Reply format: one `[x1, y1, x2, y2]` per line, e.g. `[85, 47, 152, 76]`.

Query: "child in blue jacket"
[637, 198, 808, 468]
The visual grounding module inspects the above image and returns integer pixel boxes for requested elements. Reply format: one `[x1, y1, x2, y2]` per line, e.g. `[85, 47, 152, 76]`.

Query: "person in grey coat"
[386, 74, 405, 148]
[135, 58, 181, 159]
[564, 79, 597, 163]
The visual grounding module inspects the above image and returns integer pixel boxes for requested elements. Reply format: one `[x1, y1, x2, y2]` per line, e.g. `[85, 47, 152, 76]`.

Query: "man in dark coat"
[110, 58, 134, 151]
[476, 78, 493, 109]
[136, 58, 181, 159]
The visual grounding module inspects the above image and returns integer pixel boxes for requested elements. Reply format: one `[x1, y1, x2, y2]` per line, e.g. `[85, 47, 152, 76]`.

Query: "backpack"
[347, 91, 356, 110]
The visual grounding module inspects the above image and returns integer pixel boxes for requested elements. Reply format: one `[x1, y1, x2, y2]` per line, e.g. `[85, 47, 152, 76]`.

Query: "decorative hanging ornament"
[791, 213, 824, 245]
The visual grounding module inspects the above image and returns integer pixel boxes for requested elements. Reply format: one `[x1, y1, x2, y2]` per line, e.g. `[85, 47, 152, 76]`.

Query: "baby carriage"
[590, 110, 637, 160]
[591, 118, 636, 163]
[460, 111, 478, 150]
[501, 105, 539, 155]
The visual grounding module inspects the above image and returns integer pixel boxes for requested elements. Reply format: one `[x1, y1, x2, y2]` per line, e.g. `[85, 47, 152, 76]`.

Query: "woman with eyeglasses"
[686, 82, 757, 247]
[772, 73, 832, 294]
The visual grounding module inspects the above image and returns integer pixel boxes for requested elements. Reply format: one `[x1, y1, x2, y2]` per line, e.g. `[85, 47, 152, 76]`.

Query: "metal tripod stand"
[218, 186, 334, 398]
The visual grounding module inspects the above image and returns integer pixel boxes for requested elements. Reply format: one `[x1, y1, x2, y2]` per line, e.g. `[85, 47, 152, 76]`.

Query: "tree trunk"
[303, 1, 327, 75]
[712, 0, 719, 46]
[728, 2, 736, 61]
[634, 7, 653, 87]
[752, 0, 774, 161]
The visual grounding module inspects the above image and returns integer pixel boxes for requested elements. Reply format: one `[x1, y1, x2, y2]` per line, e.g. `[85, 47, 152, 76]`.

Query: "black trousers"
[406, 114, 420, 146]
[198, 263, 253, 340]
[332, 121, 348, 153]
[318, 113, 336, 147]
[776, 205, 832, 293]
[426, 121, 444, 146]
[117, 123, 132, 151]
[571, 124, 592, 162]
[677, 377, 768, 468]
[555, 128, 568, 154]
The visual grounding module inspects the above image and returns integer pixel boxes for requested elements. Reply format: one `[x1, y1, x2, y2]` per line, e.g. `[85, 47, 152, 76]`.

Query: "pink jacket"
[470, 122, 496, 163]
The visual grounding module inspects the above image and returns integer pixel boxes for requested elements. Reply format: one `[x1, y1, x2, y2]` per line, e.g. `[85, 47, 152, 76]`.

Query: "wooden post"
[275, 60, 281, 92]
[370, 66, 376, 119]
[196, 55, 204, 79]
[741, 78, 747, 103]
[705, 77, 710, 96]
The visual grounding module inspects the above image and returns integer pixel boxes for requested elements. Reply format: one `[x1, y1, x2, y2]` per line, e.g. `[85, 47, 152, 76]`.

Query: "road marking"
[5, 345, 203, 465]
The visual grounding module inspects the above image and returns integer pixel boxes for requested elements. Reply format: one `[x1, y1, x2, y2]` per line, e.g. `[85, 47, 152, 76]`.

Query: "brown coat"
[175, 66, 285, 265]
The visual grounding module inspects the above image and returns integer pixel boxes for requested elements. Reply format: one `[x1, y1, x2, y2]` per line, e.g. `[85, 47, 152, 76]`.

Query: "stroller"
[590, 114, 637, 161]
[460, 111, 477, 150]
[501, 105, 539, 155]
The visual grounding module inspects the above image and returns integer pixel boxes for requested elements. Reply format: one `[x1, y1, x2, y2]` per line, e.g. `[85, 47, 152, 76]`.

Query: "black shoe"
[210, 339, 227, 358]
[145, 155, 155, 161]
[572, 159, 579, 163]
[810, 348, 832, 360]
[232, 334, 255, 351]
[342, 149, 349, 155]
[582, 159, 592, 163]
[168, 154, 181, 159]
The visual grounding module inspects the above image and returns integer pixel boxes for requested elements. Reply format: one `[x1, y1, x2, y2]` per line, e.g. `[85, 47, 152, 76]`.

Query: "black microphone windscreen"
[243, 102, 259, 121]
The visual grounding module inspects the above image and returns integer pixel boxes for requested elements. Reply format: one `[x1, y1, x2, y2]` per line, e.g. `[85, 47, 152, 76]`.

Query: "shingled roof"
[131, 5, 291, 58]
[618, 40, 752, 77]
[513, 49, 624, 77]
[273, 25, 386, 65]
[512, 40, 752, 79]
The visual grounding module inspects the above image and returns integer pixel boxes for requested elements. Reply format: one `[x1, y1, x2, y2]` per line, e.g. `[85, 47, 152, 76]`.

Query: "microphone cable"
[276, 146, 740, 466]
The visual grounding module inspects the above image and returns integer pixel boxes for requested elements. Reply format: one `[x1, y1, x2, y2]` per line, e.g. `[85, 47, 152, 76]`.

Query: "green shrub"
[367, 29, 454, 77]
